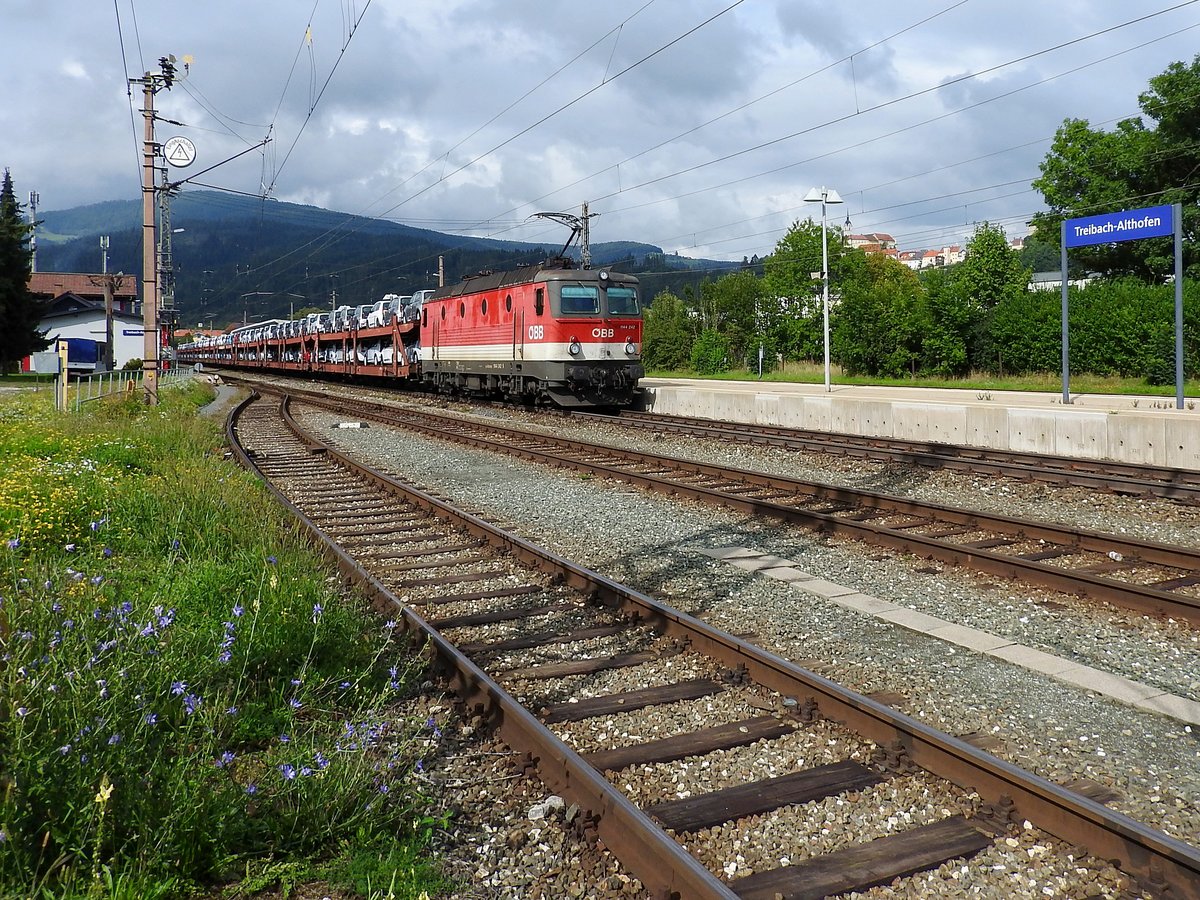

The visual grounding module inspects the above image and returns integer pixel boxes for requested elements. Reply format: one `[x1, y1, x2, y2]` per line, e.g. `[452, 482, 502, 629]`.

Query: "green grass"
[646, 361, 1200, 397]
[0, 383, 452, 898]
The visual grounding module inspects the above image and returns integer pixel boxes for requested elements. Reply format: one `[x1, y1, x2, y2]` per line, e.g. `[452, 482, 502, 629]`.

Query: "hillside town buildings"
[847, 233, 1028, 271]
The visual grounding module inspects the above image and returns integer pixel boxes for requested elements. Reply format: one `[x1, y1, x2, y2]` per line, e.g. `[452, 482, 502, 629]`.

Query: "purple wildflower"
[311, 602, 323, 622]
[103, 547, 113, 558]
[217, 751, 235, 768]
[289, 698, 301, 710]
[182, 693, 201, 716]
[108, 733, 121, 745]
[279, 763, 296, 781]
[225, 706, 238, 716]
[64, 543, 76, 553]
[171, 680, 186, 696]
[58, 744, 71, 755]
[171, 539, 180, 551]
[16, 707, 29, 717]
[232, 604, 244, 617]
[145, 713, 157, 725]
[90, 575, 103, 586]
[314, 752, 329, 770]
[6, 538, 19, 550]
[279, 733, 290, 743]
[266, 555, 277, 565]
[245, 783, 257, 795]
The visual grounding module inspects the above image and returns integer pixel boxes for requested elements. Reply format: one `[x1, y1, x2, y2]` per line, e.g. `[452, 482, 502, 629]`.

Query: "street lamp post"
[804, 186, 843, 392]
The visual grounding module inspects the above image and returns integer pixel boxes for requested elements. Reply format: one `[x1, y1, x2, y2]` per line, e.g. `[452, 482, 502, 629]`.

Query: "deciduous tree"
[762, 219, 850, 363]
[1032, 54, 1200, 279]
[833, 253, 927, 377]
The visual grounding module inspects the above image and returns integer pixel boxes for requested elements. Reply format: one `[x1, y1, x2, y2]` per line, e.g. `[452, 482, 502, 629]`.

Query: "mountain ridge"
[36, 190, 738, 326]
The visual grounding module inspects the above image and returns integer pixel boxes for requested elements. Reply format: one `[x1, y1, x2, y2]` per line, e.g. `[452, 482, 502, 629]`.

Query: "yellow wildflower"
[94, 778, 113, 804]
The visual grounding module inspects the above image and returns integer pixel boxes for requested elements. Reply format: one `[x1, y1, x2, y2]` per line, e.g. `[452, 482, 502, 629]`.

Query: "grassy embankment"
[0, 382, 451, 899]
[647, 362, 1200, 399]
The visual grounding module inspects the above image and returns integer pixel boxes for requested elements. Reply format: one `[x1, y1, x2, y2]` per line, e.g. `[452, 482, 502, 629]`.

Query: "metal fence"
[72, 368, 195, 411]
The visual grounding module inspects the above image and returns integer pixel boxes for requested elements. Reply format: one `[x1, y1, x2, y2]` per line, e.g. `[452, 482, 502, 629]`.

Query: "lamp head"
[804, 186, 844, 205]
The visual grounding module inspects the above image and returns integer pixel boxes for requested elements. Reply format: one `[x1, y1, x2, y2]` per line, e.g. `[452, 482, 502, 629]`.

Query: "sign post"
[1061, 204, 1184, 407]
[55, 340, 69, 411]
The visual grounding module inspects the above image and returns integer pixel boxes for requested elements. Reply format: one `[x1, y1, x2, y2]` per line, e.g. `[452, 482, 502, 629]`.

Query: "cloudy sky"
[3, 0, 1197, 262]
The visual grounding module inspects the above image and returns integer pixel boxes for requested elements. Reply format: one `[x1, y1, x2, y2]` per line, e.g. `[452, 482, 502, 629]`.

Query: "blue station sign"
[1064, 204, 1174, 248]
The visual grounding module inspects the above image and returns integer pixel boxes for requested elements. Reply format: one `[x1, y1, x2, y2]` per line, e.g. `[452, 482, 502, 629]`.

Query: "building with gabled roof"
[29, 272, 139, 313]
[21, 272, 144, 372]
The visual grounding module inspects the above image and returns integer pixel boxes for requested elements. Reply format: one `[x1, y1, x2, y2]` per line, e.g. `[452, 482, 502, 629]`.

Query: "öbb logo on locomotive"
[179, 259, 645, 408]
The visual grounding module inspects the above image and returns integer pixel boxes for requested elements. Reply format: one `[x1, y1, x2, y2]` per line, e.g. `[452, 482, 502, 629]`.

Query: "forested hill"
[35, 191, 735, 326]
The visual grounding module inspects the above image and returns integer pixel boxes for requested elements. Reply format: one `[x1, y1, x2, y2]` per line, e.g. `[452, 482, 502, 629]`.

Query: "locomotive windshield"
[560, 284, 601, 314]
[606, 286, 639, 316]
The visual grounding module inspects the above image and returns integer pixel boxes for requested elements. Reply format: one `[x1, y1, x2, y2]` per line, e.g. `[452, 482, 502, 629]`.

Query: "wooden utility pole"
[131, 55, 179, 405]
[140, 74, 159, 404]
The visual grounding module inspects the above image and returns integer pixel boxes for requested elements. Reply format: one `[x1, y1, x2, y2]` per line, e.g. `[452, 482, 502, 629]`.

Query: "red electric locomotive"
[177, 257, 644, 408]
[418, 259, 643, 407]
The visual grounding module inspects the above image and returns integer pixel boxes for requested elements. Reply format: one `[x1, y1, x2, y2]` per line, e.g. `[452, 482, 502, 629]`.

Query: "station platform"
[639, 378, 1200, 471]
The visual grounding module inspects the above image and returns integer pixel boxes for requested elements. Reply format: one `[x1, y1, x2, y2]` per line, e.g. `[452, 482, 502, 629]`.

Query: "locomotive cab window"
[481, 297, 488, 316]
[505, 294, 512, 313]
[560, 284, 600, 315]
[606, 286, 639, 316]
[534, 288, 544, 316]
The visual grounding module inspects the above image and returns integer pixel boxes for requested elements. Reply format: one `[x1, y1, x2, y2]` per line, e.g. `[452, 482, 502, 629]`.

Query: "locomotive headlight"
[625, 340, 637, 355]
[568, 338, 582, 356]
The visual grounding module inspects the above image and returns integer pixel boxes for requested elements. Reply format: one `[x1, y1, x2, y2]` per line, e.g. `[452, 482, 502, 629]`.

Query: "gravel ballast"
[280, 394, 1200, 896]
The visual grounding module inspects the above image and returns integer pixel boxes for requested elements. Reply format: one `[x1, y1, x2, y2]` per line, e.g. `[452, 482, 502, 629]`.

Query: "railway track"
[227, 390, 1200, 899]
[246, 382, 1200, 626]
[578, 409, 1200, 505]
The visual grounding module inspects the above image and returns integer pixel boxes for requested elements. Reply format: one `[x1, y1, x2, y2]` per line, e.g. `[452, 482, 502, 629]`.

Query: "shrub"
[690, 328, 730, 375]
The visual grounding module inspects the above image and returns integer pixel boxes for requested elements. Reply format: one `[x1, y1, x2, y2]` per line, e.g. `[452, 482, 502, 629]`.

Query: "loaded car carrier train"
[177, 259, 644, 407]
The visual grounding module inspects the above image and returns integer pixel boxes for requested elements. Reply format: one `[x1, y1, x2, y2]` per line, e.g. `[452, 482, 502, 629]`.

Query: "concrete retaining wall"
[641, 383, 1200, 471]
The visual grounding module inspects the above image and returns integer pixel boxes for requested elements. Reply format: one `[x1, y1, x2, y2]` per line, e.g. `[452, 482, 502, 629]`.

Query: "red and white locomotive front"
[421, 263, 643, 406]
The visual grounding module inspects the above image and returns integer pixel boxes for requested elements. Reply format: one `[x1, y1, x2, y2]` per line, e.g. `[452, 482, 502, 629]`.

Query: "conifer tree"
[0, 169, 48, 372]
